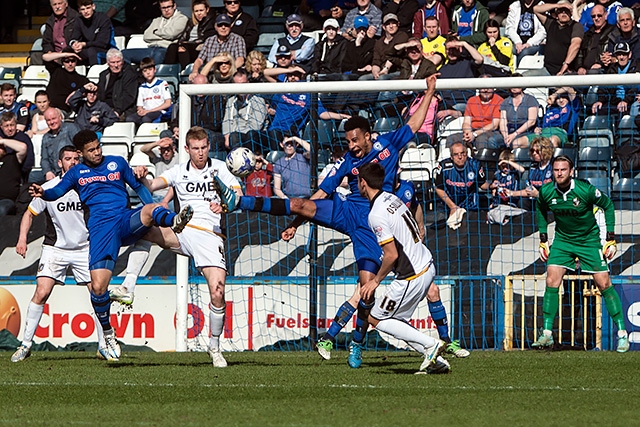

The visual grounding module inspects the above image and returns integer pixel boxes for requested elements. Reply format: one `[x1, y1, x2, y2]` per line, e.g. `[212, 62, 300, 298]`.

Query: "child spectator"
[487, 150, 526, 225]
[27, 91, 51, 138]
[126, 57, 173, 124]
[244, 149, 273, 197]
[530, 86, 580, 147]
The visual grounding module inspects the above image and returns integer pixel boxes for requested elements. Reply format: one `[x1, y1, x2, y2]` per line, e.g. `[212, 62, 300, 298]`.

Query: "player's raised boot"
[11, 344, 31, 362]
[99, 331, 121, 361]
[316, 339, 333, 360]
[172, 204, 193, 234]
[212, 176, 237, 213]
[426, 355, 451, 374]
[420, 339, 444, 371]
[208, 347, 228, 368]
[532, 333, 554, 349]
[446, 340, 470, 358]
[109, 285, 134, 307]
[347, 341, 363, 368]
[617, 335, 630, 353]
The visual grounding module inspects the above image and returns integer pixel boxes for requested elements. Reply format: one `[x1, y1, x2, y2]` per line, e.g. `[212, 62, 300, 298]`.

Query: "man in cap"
[342, 0, 382, 40]
[382, 0, 420, 35]
[312, 18, 347, 78]
[534, 0, 584, 75]
[189, 13, 247, 81]
[592, 41, 639, 117]
[341, 15, 376, 77]
[603, 7, 640, 65]
[267, 14, 315, 71]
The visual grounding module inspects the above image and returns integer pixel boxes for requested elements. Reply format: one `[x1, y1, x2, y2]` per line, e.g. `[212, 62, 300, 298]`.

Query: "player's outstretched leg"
[149, 204, 193, 233]
[428, 299, 470, 358]
[110, 241, 151, 307]
[213, 176, 238, 213]
[316, 301, 357, 360]
[172, 205, 193, 233]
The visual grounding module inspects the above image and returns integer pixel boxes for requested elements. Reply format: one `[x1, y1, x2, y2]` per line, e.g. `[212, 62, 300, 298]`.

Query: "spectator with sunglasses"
[575, 3, 615, 74]
[222, 0, 258, 53]
[534, 0, 584, 75]
[42, 52, 89, 114]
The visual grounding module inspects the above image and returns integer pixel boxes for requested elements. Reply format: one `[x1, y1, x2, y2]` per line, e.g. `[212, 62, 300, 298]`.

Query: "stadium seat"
[302, 120, 336, 146]
[133, 122, 168, 144]
[513, 147, 531, 167]
[618, 115, 636, 140]
[21, 65, 50, 88]
[129, 152, 156, 178]
[87, 64, 108, 83]
[101, 122, 136, 148]
[399, 145, 437, 181]
[579, 174, 611, 195]
[611, 178, 640, 209]
[75, 65, 87, 76]
[336, 118, 348, 140]
[155, 64, 180, 99]
[114, 36, 126, 50]
[101, 142, 130, 159]
[583, 115, 611, 131]
[266, 150, 285, 164]
[126, 34, 149, 49]
[584, 86, 599, 106]
[255, 32, 284, 55]
[180, 63, 193, 84]
[579, 135, 612, 148]
[373, 117, 401, 134]
[28, 38, 43, 66]
[578, 146, 611, 170]
[515, 54, 544, 72]
[0, 67, 21, 89]
[554, 147, 578, 165]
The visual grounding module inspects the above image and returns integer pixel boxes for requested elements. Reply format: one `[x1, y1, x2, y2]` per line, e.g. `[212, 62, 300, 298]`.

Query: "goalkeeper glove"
[539, 233, 549, 262]
[603, 232, 617, 261]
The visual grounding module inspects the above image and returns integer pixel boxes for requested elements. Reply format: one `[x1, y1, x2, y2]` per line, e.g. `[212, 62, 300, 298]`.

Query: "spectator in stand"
[363, 13, 408, 80]
[0, 114, 29, 216]
[41, 108, 80, 181]
[191, 74, 226, 151]
[446, 75, 504, 149]
[126, 57, 172, 125]
[93, 0, 128, 36]
[413, 0, 452, 39]
[222, 69, 268, 150]
[451, 0, 489, 47]
[244, 148, 273, 197]
[576, 4, 615, 74]
[69, 0, 113, 65]
[189, 14, 247, 80]
[0, 84, 30, 132]
[382, 0, 420, 35]
[299, 0, 352, 30]
[267, 14, 315, 72]
[67, 82, 118, 137]
[436, 36, 484, 121]
[579, 0, 621, 31]
[532, 86, 580, 147]
[224, 0, 259, 53]
[139, 129, 177, 206]
[42, 53, 89, 114]
[499, 79, 539, 148]
[0, 111, 35, 180]
[534, 0, 584, 75]
[200, 51, 237, 83]
[419, 16, 447, 61]
[122, 0, 188, 64]
[97, 49, 139, 121]
[312, 19, 347, 78]
[164, 0, 215, 68]
[477, 19, 515, 76]
[486, 150, 526, 225]
[27, 91, 51, 139]
[504, 0, 546, 63]
[592, 42, 639, 118]
[341, 15, 376, 77]
[246, 50, 268, 82]
[398, 38, 442, 79]
[509, 136, 554, 211]
[273, 136, 311, 199]
[341, 0, 382, 40]
[603, 7, 640, 65]
[43, 0, 78, 57]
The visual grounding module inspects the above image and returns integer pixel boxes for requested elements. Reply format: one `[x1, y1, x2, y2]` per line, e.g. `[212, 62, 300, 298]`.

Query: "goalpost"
[174, 73, 640, 352]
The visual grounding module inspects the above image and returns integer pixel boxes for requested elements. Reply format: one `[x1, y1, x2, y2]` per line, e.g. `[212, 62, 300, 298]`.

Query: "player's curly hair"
[72, 129, 99, 151]
[344, 116, 371, 134]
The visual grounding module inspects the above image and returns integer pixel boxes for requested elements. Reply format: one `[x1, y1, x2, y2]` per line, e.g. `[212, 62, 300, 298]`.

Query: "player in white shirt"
[11, 146, 106, 362]
[357, 162, 450, 373]
[136, 126, 242, 368]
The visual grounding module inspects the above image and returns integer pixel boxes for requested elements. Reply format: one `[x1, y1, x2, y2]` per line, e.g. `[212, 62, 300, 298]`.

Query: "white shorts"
[37, 245, 91, 284]
[370, 263, 435, 322]
[175, 225, 227, 270]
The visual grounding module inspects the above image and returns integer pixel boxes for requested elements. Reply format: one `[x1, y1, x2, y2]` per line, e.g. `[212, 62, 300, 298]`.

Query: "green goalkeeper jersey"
[536, 178, 615, 245]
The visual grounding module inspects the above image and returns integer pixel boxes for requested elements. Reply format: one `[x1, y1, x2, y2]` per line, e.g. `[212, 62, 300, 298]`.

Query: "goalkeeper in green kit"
[533, 156, 629, 352]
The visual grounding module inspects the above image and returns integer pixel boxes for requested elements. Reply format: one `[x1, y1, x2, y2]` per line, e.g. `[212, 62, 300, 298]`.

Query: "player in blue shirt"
[213, 74, 439, 367]
[29, 130, 193, 361]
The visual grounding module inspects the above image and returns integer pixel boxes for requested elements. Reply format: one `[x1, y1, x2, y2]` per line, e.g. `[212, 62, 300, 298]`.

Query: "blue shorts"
[88, 207, 151, 271]
[312, 195, 381, 274]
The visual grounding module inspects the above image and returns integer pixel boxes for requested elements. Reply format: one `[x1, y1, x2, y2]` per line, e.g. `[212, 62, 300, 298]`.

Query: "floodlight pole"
[308, 75, 319, 343]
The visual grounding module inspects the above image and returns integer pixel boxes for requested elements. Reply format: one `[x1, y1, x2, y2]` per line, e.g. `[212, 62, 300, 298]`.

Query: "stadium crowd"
[1, 0, 639, 213]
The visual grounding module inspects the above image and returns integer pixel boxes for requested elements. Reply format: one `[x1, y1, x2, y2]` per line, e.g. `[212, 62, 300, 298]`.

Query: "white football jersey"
[160, 159, 240, 232]
[368, 191, 432, 280]
[28, 176, 89, 250]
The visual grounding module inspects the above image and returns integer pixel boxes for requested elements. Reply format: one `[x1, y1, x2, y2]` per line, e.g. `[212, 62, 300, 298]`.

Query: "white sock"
[93, 312, 105, 348]
[22, 301, 45, 347]
[618, 329, 628, 338]
[122, 240, 151, 293]
[209, 303, 225, 350]
[543, 329, 552, 337]
[375, 318, 437, 355]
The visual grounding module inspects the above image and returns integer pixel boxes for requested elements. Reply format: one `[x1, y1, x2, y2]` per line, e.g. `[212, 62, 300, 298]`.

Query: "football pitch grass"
[1, 350, 638, 426]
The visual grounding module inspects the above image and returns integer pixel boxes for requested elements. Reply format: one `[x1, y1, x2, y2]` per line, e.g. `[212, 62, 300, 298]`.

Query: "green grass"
[1, 350, 638, 426]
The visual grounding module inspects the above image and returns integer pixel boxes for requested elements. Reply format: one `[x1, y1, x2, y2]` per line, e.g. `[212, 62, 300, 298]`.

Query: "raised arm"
[406, 73, 438, 133]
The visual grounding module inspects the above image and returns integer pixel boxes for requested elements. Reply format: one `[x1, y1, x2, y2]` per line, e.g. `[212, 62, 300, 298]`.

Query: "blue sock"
[90, 291, 112, 332]
[324, 301, 356, 341]
[152, 206, 177, 228]
[239, 197, 290, 215]
[428, 300, 450, 342]
[352, 299, 374, 344]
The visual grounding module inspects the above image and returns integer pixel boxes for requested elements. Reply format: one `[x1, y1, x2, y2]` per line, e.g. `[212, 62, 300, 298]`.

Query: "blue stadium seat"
[554, 147, 577, 166]
[155, 64, 180, 99]
[180, 63, 193, 84]
[579, 174, 611, 195]
[513, 147, 531, 167]
[611, 178, 640, 209]
[618, 115, 637, 140]
[582, 115, 612, 132]
[0, 67, 21, 89]
[578, 146, 611, 170]
[302, 120, 336, 146]
[372, 117, 401, 134]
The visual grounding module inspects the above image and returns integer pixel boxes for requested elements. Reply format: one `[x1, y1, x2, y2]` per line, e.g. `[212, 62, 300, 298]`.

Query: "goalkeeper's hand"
[539, 242, 550, 262]
[603, 233, 617, 260]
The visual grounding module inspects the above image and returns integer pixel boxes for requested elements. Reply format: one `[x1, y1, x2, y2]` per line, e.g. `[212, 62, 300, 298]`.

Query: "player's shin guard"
[209, 303, 225, 350]
[602, 286, 626, 332]
[323, 301, 357, 341]
[428, 300, 450, 343]
[239, 196, 290, 215]
[90, 291, 112, 332]
[542, 286, 560, 331]
[151, 206, 177, 228]
[352, 299, 374, 344]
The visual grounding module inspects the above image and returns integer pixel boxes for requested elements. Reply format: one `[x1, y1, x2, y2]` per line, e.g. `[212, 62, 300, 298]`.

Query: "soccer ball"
[226, 147, 256, 178]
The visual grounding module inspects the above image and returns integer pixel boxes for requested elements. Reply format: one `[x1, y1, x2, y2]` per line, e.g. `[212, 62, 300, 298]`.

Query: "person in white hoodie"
[504, 0, 547, 64]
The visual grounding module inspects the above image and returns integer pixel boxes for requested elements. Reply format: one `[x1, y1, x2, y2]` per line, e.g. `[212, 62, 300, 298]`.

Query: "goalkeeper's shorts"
[547, 239, 609, 273]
